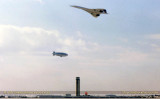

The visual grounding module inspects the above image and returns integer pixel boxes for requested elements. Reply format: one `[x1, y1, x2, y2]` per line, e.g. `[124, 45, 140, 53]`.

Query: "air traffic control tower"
[76, 77, 80, 96]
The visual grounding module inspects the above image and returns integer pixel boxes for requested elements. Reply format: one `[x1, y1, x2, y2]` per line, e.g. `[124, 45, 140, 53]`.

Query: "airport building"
[76, 77, 80, 96]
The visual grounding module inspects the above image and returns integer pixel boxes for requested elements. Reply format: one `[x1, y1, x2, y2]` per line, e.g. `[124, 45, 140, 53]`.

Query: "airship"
[52, 51, 68, 57]
[71, 5, 108, 18]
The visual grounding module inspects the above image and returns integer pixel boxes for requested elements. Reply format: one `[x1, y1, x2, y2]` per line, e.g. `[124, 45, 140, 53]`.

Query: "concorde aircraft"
[52, 51, 68, 57]
[71, 5, 108, 18]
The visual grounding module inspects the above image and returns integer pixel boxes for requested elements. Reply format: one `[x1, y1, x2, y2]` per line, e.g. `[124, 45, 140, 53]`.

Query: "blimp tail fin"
[52, 51, 56, 56]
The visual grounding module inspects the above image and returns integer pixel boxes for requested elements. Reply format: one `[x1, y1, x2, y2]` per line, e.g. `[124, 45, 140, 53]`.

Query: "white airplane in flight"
[71, 5, 108, 18]
[52, 51, 68, 57]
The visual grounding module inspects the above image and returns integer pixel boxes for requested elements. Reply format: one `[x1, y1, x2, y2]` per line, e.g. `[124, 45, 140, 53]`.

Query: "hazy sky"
[0, 0, 160, 91]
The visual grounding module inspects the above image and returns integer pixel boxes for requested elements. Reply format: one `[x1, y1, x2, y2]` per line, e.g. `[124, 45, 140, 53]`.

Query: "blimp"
[52, 51, 68, 57]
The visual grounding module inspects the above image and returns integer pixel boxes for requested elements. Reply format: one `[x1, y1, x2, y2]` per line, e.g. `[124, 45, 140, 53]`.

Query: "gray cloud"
[0, 25, 160, 91]
[148, 34, 160, 40]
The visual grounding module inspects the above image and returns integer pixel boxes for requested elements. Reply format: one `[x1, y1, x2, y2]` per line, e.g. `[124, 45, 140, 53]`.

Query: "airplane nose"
[104, 10, 107, 14]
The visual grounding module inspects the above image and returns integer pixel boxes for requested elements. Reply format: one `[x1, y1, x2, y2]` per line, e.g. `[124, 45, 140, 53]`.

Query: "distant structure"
[85, 92, 88, 96]
[76, 77, 80, 96]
